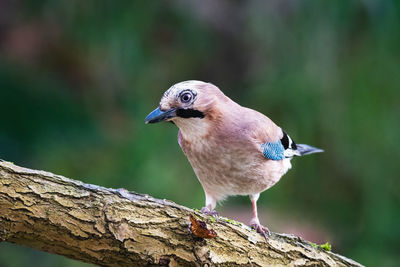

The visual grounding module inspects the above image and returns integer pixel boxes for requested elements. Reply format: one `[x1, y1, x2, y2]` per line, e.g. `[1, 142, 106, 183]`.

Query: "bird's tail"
[296, 144, 324, 156]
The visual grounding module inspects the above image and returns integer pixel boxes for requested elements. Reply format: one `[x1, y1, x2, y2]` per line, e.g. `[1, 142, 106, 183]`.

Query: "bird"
[145, 80, 323, 239]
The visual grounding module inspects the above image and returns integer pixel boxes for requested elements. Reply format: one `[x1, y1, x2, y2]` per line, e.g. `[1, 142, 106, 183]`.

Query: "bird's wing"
[222, 104, 322, 161]
[236, 107, 300, 160]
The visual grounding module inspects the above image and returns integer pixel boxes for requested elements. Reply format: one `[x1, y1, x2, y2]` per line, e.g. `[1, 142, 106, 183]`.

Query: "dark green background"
[0, 1, 399, 266]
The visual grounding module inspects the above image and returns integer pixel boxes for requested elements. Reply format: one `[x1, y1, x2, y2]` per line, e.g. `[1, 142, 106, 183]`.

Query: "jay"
[145, 80, 323, 238]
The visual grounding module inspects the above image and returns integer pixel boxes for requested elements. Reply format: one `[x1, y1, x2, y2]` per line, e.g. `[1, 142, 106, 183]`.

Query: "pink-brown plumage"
[173, 82, 289, 199]
[146, 80, 323, 238]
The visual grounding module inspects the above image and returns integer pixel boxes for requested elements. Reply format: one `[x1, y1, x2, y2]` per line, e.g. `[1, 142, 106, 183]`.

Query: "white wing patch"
[281, 131, 301, 158]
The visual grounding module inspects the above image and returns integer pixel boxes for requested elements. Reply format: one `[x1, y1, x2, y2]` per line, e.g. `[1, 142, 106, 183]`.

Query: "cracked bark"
[0, 160, 363, 267]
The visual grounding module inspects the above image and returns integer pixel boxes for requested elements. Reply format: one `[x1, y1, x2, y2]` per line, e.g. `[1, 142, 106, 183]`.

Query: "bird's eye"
[180, 92, 192, 103]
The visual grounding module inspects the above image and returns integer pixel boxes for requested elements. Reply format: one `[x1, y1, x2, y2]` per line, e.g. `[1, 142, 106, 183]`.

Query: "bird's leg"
[200, 193, 218, 217]
[249, 193, 270, 239]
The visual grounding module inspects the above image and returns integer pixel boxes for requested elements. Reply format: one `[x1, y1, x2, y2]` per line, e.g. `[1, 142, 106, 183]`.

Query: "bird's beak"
[145, 107, 177, 124]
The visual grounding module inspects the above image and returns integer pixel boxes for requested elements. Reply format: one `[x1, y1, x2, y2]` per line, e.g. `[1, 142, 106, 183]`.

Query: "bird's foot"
[200, 207, 218, 217]
[250, 222, 271, 240]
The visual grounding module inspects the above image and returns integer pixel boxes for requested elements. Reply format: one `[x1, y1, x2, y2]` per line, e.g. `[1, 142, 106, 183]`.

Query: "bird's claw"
[250, 223, 271, 240]
[200, 207, 219, 217]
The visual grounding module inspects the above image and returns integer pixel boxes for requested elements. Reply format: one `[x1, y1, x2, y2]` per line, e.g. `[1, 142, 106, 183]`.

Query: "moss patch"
[308, 241, 332, 251]
[319, 242, 332, 251]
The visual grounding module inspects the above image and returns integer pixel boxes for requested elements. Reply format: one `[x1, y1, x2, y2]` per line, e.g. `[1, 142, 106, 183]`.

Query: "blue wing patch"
[261, 141, 285, 160]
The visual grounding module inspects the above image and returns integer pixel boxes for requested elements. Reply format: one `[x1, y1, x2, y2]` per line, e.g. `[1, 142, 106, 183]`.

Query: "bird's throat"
[174, 117, 210, 142]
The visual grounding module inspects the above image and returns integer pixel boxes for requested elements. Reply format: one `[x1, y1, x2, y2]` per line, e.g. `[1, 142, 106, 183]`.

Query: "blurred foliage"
[0, 0, 399, 266]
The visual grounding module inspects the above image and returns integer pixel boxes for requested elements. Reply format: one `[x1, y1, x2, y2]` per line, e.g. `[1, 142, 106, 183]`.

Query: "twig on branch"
[0, 160, 363, 266]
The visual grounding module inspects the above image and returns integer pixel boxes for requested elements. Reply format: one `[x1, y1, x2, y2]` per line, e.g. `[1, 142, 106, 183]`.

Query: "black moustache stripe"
[176, 109, 205, 119]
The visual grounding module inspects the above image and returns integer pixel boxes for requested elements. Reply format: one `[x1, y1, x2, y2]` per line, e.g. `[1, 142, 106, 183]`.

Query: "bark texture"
[0, 160, 363, 267]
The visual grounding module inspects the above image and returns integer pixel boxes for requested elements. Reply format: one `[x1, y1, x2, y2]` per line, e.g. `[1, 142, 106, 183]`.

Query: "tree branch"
[0, 160, 363, 266]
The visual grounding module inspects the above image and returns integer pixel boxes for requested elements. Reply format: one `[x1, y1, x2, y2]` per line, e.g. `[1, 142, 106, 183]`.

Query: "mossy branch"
[0, 160, 363, 266]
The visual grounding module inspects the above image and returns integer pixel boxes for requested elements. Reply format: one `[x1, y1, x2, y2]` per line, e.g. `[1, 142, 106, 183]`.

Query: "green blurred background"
[0, 1, 399, 266]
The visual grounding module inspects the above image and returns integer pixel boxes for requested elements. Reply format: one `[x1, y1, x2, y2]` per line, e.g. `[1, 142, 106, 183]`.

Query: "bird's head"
[145, 80, 227, 135]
